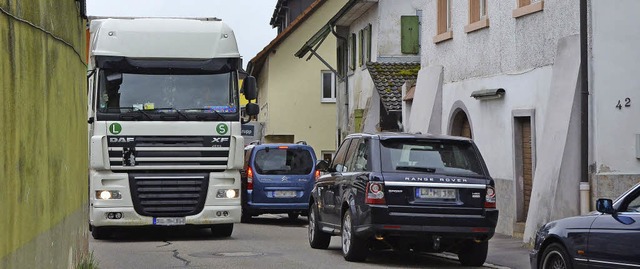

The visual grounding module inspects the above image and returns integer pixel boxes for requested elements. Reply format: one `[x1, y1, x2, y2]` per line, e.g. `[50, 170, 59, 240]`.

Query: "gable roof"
[247, 0, 327, 77]
[367, 62, 420, 111]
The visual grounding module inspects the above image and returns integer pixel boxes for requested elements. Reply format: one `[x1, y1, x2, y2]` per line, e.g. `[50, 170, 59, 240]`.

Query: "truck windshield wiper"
[395, 166, 437, 173]
[146, 107, 189, 120]
[103, 107, 153, 120]
[180, 108, 225, 120]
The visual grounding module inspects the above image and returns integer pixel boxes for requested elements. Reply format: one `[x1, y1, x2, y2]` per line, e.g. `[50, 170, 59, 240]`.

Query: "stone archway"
[448, 102, 473, 139]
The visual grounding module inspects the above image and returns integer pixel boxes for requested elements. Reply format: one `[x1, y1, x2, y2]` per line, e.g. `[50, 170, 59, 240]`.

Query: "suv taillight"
[314, 170, 320, 180]
[485, 186, 496, 208]
[247, 167, 254, 190]
[365, 182, 386, 205]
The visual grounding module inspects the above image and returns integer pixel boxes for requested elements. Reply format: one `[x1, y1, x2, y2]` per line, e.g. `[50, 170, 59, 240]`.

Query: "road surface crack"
[157, 241, 172, 248]
[172, 249, 191, 266]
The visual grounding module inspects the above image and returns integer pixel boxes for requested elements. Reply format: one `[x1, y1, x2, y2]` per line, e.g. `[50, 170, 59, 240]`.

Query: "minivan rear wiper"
[395, 166, 437, 173]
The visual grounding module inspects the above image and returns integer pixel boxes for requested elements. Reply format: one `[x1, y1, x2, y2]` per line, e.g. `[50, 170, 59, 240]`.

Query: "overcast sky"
[86, 0, 278, 69]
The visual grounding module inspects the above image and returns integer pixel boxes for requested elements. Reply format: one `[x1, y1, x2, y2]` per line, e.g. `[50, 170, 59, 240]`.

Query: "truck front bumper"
[90, 205, 240, 227]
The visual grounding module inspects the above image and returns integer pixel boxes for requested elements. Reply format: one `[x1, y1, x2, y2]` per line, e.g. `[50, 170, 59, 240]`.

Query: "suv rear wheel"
[342, 209, 368, 262]
[457, 240, 488, 266]
[308, 204, 331, 249]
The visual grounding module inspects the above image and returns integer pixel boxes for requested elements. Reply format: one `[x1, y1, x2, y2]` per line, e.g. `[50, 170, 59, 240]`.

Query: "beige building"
[248, 0, 346, 161]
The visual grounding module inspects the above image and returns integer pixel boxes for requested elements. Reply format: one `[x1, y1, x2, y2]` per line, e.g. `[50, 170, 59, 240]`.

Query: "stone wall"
[0, 0, 88, 267]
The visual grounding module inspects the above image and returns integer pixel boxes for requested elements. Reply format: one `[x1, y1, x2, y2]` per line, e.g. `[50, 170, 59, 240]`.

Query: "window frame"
[320, 70, 336, 103]
[465, 0, 489, 33]
[434, 0, 453, 44]
[513, 0, 544, 18]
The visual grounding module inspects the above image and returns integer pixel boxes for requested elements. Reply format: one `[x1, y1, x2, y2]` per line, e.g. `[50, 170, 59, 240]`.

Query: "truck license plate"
[274, 191, 297, 198]
[417, 188, 457, 199]
[154, 217, 186, 226]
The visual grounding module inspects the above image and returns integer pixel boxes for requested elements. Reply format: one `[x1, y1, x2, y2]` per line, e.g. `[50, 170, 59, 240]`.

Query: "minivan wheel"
[288, 213, 299, 220]
[540, 243, 572, 269]
[457, 240, 488, 266]
[341, 209, 368, 262]
[308, 204, 331, 249]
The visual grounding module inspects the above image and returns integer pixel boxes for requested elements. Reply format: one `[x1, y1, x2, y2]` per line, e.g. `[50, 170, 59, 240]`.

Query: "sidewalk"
[485, 233, 531, 269]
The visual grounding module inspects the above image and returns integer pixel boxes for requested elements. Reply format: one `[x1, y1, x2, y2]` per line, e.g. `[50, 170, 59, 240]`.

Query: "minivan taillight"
[485, 186, 496, 208]
[314, 170, 320, 180]
[247, 167, 254, 190]
[365, 182, 386, 205]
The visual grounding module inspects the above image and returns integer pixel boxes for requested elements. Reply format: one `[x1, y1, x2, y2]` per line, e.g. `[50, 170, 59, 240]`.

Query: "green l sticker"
[216, 123, 228, 135]
[109, 123, 122, 135]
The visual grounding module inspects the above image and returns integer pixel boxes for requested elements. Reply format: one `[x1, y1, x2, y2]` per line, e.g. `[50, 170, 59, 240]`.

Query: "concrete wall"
[259, 0, 346, 157]
[0, 0, 89, 267]
[590, 0, 640, 198]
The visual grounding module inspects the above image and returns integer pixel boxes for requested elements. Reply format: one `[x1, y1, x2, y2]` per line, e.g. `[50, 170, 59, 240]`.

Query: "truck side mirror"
[245, 103, 259, 116]
[242, 76, 257, 100]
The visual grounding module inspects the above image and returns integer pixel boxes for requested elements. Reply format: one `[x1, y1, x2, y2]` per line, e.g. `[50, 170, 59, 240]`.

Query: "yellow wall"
[1, 0, 88, 267]
[259, 0, 346, 157]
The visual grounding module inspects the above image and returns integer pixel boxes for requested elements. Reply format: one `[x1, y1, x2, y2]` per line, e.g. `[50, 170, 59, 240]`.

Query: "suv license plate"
[154, 217, 186, 226]
[274, 191, 297, 198]
[417, 188, 457, 199]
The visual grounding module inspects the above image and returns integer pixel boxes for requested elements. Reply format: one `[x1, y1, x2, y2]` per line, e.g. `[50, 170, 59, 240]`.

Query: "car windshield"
[380, 139, 485, 177]
[97, 71, 237, 113]
[254, 148, 314, 175]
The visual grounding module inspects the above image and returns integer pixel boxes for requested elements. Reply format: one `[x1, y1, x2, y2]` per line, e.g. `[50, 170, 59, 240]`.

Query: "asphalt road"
[90, 214, 493, 269]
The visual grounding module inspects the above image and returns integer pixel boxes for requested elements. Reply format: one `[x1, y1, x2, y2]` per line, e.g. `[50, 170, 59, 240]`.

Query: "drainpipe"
[579, 0, 590, 214]
[330, 23, 349, 142]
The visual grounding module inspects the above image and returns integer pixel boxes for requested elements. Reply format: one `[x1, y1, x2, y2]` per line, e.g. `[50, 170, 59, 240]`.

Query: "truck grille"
[129, 173, 209, 217]
[107, 136, 230, 171]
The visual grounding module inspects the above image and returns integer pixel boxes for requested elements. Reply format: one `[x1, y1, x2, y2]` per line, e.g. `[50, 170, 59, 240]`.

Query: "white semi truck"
[87, 17, 258, 239]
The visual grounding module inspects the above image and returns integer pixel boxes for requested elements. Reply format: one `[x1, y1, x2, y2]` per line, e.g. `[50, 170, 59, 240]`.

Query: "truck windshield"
[380, 139, 485, 177]
[97, 71, 238, 116]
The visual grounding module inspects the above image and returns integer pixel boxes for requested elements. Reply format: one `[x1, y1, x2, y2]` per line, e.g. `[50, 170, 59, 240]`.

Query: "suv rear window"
[380, 139, 485, 177]
[254, 148, 314, 175]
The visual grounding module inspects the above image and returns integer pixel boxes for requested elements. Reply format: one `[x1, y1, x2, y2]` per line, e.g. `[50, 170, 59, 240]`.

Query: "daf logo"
[109, 137, 134, 143]
[211, 138, 230, 143]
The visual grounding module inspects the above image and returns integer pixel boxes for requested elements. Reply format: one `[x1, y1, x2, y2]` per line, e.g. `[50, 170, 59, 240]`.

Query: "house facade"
[247, 0, 345, 161]
[297, 0, 423, 143]
[407, 0, 640, 242]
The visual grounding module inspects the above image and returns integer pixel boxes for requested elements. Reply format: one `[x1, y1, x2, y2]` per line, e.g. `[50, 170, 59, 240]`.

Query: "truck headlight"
[96, 190, 122, 200]
[216, 189, 239, 199]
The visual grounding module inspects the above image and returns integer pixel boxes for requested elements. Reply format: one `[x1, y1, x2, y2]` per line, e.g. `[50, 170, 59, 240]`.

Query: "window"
[349, 33, 356, 71]
[347, 139, 369, 172]
[321, 70, 336, 102]
[321, 151, 334, 163]
[465, 0, 489, 33]
[366, 24, 372, 62]
[513, 0, 544, 18]
[358, 29, 364, 67]
[342, 138, 361, 172]
[434, 0, 453, 43]
[331, 139, 352, 172]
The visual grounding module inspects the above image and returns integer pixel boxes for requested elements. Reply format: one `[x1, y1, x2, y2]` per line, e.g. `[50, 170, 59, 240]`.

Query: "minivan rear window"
[380, 139, 485, 177]
[254, 148, 314, 175]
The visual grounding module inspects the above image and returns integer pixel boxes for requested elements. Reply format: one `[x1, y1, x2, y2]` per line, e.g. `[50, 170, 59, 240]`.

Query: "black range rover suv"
[308, 133, 498, 266]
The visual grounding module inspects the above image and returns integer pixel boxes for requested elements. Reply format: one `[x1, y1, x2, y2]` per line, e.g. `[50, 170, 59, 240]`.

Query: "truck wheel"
[457, 240, 488, 266]
[308, 204, 331, 249]
[91, 226, 112, 240]
[288, 213, 299, 220]
[342, 209, 368, 262]
[241, 207, 252, 223]
[211, 224, 233, 238]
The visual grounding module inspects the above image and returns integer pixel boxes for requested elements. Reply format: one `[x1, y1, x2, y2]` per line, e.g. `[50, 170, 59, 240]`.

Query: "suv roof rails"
[249, 140, 261, 145]
[295, 140, 308, 145]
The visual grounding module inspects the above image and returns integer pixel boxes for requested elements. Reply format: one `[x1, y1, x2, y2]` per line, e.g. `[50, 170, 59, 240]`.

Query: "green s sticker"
[216, 123, 228, 135]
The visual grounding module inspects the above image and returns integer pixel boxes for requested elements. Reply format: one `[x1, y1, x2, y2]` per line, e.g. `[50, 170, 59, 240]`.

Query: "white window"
[321, 70, 336, 102]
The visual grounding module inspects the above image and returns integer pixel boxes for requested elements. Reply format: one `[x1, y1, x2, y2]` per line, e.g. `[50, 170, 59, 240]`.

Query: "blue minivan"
[241, 142, 318, 222]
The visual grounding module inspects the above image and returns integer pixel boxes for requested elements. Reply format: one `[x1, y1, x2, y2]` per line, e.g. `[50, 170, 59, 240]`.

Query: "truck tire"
[308, 204, 331, 249]
[457, 240, 488, 266]
[211, 224, 233, 238]
[341, 209, 368, 262]
[91, 226, 112, 240]
[241, 206, 252, 223]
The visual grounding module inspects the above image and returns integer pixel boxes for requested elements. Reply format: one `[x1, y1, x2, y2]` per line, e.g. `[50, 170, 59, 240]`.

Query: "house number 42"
[616, 98, 631, 110]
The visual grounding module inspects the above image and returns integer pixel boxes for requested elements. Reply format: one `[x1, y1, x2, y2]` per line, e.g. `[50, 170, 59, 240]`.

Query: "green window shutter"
[358, 29, 364, 67]
[354, 109, 364, 132]
[350, 33, 356, 71]
[367, 24, 372, 62]
[401, 16, 419, 54]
